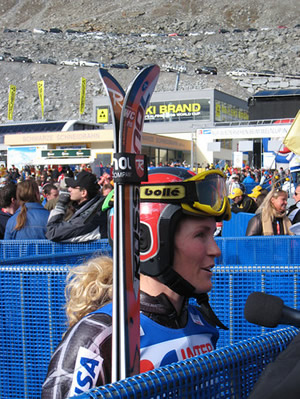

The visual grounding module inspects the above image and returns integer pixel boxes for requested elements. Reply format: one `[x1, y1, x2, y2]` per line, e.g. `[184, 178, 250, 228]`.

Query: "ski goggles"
[140, 169, 231, 220]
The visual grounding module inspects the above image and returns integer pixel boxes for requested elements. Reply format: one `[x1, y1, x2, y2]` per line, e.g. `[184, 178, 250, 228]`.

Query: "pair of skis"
[99, 65, 160, 382]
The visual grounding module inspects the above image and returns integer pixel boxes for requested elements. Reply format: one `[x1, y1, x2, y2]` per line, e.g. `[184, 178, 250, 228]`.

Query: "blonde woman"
[65, 256, 113, 328]
[4, 179, 49, 239]
[42, 256, 113, 398]
[246, 188, 293, 236]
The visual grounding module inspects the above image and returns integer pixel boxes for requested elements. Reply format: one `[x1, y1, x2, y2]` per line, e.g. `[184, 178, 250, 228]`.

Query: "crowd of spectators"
[0, 163, 113, 242]
[0, 160, 298, 241]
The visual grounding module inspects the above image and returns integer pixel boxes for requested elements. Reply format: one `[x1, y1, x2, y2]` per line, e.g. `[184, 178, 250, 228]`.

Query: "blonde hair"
[256, 188, 288, 220]
[65, 256, 113, 327]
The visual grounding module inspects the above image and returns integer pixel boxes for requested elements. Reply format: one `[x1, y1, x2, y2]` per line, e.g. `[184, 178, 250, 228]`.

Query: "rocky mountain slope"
[0, 0, 299, 123]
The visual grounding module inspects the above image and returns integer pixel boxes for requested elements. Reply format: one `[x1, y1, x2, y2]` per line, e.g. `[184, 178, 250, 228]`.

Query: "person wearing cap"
[46, 170, 108, 242]
[248, 185, 263, 200]
[42, 167, 231, 397]
[228, 187, 257, 214]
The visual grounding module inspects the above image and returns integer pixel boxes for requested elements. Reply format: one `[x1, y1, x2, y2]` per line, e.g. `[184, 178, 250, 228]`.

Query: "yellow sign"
[146, 103, 201, 115]
[7, 85, 16, 120]
[97, 108, 109, 123]
[37, 81, 44, 118]
[215, 103, 221, 118]
[80, 77, 86, 115]
[140, 185, 186, 200]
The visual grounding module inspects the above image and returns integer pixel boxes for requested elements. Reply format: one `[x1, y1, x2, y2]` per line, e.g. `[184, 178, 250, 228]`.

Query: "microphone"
[244, 292, 300, 328]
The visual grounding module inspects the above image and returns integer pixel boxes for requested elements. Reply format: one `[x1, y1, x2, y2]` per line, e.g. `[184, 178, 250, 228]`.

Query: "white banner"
[268, 140, 282, 152]
[207, 142, 221, 151]
[263, 152, 276, 169]
[239, 140, 253, 152]
[233, 151, 243, 168]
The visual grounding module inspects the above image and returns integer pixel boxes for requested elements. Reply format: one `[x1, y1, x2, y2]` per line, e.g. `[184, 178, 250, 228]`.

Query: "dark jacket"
[249, 332, 300, 399]
[231, 194, 257, 214]
[0, 209, 12, 239]
[46, 194, 107, 242]
[246, 213, 287, 236]
[4, 203, 49, 240]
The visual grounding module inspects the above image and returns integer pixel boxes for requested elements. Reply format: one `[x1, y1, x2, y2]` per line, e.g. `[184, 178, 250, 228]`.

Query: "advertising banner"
[7, 146, 37, 169]
[80, 77, 86, 115]
[37, 81, 44, 118]
[233, 151, 243, 168]
[7, 85, 16, 121]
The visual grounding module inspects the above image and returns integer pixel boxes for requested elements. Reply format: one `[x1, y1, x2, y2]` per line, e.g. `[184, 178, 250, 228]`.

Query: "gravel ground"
[0, 0, 298, 122]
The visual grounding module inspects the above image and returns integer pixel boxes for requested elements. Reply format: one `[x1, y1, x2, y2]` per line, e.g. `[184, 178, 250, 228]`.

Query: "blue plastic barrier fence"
[1, 237, 300, 398]
[213, 236, 300, 347]
[243, 182, 271, 194]
[71, 327, 299, 399]
[221, 212, 254, 237]
[0, 239, 112, 264]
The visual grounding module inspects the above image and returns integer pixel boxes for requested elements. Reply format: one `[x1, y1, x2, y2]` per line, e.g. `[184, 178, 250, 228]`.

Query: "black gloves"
[57, 191, 71, 207]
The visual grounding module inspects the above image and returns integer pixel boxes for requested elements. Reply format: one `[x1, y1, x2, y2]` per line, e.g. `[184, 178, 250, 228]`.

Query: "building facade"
[93, 88, 249, 166]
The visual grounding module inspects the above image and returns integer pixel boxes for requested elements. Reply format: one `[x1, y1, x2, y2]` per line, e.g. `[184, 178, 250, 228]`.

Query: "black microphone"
[244, 292, 300, 328]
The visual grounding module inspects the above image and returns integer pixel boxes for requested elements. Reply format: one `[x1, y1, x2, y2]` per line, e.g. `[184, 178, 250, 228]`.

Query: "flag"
[283, 110, 300, 155]
[37, 81, 44, 118]
[79, 77, 86, 115]
[7, 85, 16, 120]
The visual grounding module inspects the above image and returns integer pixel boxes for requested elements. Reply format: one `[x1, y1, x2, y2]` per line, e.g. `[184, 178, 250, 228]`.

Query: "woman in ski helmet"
[42, 166, 230, 398]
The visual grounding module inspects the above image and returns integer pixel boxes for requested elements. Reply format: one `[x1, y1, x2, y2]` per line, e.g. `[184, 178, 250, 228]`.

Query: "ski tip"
[98, 67, 108, 77]
[139, 64, 160, 73]
[130, 64, 160, 87]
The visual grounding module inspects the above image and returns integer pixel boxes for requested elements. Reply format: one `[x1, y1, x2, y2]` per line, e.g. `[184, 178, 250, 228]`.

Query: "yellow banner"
[283, 110, 300, 155]
[7, 85, 16, 120]
[37, 80, 44, 118]
[80, 77, 86, 115]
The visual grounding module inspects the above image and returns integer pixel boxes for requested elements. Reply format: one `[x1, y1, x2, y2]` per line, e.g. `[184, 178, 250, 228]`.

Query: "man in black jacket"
[228, 187, 257, 214]
[46, 170, 107, 242]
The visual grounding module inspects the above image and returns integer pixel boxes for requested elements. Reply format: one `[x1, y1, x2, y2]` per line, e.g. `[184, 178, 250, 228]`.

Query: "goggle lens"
[194, 174, 227, 211]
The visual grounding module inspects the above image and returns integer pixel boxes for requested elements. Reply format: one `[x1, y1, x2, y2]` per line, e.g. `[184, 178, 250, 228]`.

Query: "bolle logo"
[113, 156, 132, 171]
[140, 185, 186, 200]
